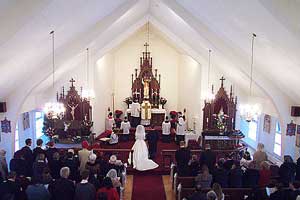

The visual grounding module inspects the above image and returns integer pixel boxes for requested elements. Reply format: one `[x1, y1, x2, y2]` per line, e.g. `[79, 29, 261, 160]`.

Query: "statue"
[64, 122, 71, 132]
[68, 103, 79, 120]
[143, 78, 150, 99]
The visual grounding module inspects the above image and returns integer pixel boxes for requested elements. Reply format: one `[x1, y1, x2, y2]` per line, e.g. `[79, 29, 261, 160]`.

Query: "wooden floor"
[123, 175, 175, 200]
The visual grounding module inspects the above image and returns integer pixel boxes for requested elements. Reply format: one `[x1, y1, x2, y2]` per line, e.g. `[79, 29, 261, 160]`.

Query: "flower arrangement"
[159, 97, 167, 108]
[115, 110, 123, 116]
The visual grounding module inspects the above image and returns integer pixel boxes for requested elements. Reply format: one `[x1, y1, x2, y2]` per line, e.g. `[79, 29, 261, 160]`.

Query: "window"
[240, 119, 257, 142]
[274, 122, 281, 156]
[35, 111, 44, 139]
[15, 123, 19, 151]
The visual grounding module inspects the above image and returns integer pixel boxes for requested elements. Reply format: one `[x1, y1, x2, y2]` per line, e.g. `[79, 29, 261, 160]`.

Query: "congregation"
[0, 138, 125, 200]
[175, 141, 300, 200]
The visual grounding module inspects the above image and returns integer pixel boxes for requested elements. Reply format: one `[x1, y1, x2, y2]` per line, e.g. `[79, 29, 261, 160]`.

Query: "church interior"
[1, 1, 300, 200]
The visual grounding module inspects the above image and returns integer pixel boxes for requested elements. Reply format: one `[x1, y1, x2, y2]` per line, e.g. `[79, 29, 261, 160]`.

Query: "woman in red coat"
[259, 161, 271, 187]
[97, 177, 119, 200]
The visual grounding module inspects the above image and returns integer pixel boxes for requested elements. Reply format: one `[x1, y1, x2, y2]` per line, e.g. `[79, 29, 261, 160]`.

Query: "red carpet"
[132, 174, 166, 200]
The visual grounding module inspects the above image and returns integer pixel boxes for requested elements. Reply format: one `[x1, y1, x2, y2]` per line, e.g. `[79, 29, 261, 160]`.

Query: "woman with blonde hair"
[253, 143, 268, 168]
[212, 183, 224, 200]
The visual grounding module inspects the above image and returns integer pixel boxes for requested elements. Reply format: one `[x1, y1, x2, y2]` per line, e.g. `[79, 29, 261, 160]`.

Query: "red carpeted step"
[132, 174, 166, 200]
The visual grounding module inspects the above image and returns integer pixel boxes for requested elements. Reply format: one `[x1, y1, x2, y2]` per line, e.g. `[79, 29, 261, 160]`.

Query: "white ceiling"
[1, 0, 299, 109]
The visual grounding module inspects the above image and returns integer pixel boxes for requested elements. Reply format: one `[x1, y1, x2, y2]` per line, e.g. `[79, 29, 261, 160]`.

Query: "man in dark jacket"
[9, 150, 27, 177]
[175, 141, 191, 176]
[49, 167, 75, 200]
[146, 129, 159, 159]
[228, 161, 243, 187]
[0, 171, 22, 200]
[20, 138, 33, 176]
[45, 141, 58, 164]
[200, 144, 216, 173]
[33, 139, 45, 161]
[213, 159, 229, 188]
[74, 170, 96, 200]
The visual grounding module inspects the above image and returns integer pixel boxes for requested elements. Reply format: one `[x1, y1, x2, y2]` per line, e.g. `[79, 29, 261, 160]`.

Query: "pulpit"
[126, 43, 166, 126]
[202, 77, 244, 149]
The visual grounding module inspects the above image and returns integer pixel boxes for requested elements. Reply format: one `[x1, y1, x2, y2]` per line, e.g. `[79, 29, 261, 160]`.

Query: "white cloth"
[131, 102, 140, 117]
[162, 121, 171, 135]
[176, 117, 186, 135]
[128, 125, 158, 171]
[105, 117, 114, 131]
[120, 121, 131, 134]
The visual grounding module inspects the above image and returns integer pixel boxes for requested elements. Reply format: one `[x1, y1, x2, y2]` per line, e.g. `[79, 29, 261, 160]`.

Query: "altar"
[124, 43, 167, 127]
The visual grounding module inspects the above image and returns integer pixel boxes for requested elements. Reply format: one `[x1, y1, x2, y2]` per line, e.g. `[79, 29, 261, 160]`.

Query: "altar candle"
[206, 117, 209, 123]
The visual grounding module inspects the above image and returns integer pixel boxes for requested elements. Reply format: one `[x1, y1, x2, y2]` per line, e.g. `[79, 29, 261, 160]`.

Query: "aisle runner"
[132, 175, 166, 200]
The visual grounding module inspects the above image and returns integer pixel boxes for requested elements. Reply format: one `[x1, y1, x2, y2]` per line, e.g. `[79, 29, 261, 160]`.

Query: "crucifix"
[144, 42, 149, 52]
[70, 78, 75, 87]
[220, 76, 225, 87]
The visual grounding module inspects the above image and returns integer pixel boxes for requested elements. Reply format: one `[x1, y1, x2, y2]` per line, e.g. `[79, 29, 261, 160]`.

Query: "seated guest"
[259, 161, 271, 187]
[296, 158, 300, 181]
[269, 182, 286, 200]
[223, 153, 234, 171]
[107, 169, 121, 188]
[213, 159, 228, 188]
[212, 183, 225, 200]
[0, 149, 8, 181]
[109, 131, 119, 145]
[62, 149, 80, 181]
[195, 165, 212, 188]
[175, 141, 191, 176]
[200, 144, 216, 173]
[228, 161, 243, 188]
[240, 150, 252, 169]
[189, 155, 200, 176]
[162, 116, 171, 143]
[33, 139, 45, 161]
[253, 143, 267, 169]
[243, 161, 260, 188]
[0, 171, 22, 200]
[45, 141, 58, 164]
[41, 168, 53, 188]
[48, 152, 62, 179]
[187, 184, 207, 200]
[279, 155, 296, 187]
[78, 140, 91, 174]
[20, 138, 33, 177]
[10, 150, 27, 177]
[207, 190, 217, 200]
[49, 167, 75, 200]
[97, 177, 120, 200]
[176, 117, 186, 144]
[32, 154, 48, 183]
[86, 153, 101, 189]
[120, 117, 131, 141]
[74, 170, 96, 200]
[107, 155, 125, 183]
[25, 178, 51, 200]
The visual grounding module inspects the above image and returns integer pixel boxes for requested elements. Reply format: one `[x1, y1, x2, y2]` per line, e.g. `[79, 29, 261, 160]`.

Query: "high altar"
[126, 43, 166, 126]
[202, 77, 244, 149]
[43, 78, 93, 142]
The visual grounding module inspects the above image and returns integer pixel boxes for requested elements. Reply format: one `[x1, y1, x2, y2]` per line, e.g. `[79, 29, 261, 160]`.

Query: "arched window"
[274, 121, 281, 156]
[240, 119, 258, 141]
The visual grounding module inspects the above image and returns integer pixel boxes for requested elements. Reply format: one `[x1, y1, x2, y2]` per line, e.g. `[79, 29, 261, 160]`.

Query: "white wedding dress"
[128, 125, 159, 171]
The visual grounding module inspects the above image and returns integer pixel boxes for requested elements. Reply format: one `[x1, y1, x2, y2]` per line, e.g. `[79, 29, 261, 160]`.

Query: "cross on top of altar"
[220, 76, 225, 87]
[144, 42, 149, 52]
[70, 78, 75, 87]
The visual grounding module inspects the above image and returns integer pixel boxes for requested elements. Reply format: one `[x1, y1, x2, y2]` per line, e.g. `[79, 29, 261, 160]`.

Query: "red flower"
[170, 111, 177, 116]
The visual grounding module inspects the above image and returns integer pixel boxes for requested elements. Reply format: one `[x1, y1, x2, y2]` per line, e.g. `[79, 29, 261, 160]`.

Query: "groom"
[146, 128, 159, 159]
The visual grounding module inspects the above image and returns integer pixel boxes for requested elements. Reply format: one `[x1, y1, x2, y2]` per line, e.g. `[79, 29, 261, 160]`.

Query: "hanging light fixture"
[206, 49, 215, 102]
[43, 31, 65, 119]
[82, 48, 95, 100]
[239, 33, 261, 122]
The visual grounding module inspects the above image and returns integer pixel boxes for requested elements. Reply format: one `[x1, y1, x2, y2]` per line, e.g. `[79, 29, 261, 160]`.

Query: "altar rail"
[161, 147, 245, 169]
[58, 148, 134, 168]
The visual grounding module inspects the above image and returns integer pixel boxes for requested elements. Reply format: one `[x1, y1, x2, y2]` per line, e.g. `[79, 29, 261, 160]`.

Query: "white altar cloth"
[185, 131, 201, 145]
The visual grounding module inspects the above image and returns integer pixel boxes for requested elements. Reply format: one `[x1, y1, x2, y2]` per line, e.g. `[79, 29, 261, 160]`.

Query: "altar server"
[176, 116, 186, 144]
[130, 100, 141, 127]
[162, 116, 171, 143]
[120, 117, 131, 141]
[105, 112, 115, 131]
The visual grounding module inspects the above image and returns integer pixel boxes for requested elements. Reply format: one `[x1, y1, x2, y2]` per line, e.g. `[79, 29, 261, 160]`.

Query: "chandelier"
[206, 49, 215, 102]
[82, 48, 95, 100]
[239, 33, 261, 122]
[43, 31, 65, 119]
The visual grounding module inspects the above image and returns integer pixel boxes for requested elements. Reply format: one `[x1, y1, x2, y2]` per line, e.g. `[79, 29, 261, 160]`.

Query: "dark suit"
[45, 147, 58, 164]
[20, 146, 33, 176]
[49, 178, 75, 200]
[146, 131, 159, 159]
[175, 147, 191, 176]
[32, 147, 45, 161]
[199, 149, 216, 172]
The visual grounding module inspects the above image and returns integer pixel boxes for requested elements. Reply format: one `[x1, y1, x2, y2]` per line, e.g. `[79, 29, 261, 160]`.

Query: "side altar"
[202, 77, 244, 150]
[125, 43, 167, 127]
[43, 78, 93, 142]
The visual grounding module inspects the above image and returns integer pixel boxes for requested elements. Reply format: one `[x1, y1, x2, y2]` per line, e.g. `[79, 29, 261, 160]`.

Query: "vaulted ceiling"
[1, 0, 299, 111]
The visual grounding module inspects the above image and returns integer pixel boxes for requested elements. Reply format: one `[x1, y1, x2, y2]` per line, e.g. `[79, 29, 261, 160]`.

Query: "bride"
[128, 125, 159, 171]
